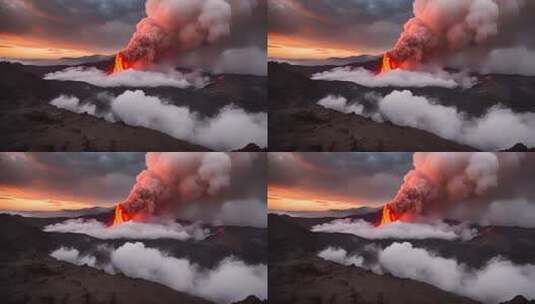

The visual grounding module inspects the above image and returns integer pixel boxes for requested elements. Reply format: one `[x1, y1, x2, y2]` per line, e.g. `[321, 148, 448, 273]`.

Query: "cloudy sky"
[269, 152, 535, 213]
[0, 152, 267, 214]
[268, 0, 535, 60]
[0, 0, 266, 60]
[0, 153, 145, 211]
[268, 0, 412, 59]
[268, 153, 412, 211]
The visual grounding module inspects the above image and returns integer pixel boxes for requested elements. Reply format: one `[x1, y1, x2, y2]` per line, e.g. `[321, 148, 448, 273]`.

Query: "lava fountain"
[378, 204, 405, 226]
[110, 53, 135, 74]
[379, 52, 401, 74]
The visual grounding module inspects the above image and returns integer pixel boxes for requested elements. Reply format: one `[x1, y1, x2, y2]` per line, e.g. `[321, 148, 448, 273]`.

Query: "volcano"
[268, 211, 535, 304]
[0, 58, 266, 151]
[0, 212, 267, 304]
[268, 56, 535, 152]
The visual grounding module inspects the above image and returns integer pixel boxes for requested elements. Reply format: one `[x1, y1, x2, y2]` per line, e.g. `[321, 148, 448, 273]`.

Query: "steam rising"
[51, 242, 267, 304]
[319, 243, 535, 303]
[317, 92, 535, 150]
[311, 219, 476, 240]
[44, 67, 209, 88]
[312, 67, 475, 88]
[50, 91, 267, 150]
[389, 0, 526, 65]
[44, 219, 209, 240]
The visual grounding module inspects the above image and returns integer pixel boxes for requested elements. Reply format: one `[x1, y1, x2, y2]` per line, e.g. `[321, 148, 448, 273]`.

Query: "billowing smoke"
[311, 218, 476, 240]
[120, 152, 235, 217]
[44, 67, 209, 88]
[386, 152, 506, 217]
[110, 152, 267, 227]
[51, 242, 267, 304]
[389, 0, 526, 66]
[120, 0, 258, 66]
[318, 243, 535, 303]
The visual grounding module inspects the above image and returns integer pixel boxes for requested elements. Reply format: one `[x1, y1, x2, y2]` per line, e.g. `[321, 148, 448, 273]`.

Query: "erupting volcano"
[378, 204, 404, 226]
[112, 204, 132, 225]
[110, 53, 134, 74]
[379, 52, 401, 74]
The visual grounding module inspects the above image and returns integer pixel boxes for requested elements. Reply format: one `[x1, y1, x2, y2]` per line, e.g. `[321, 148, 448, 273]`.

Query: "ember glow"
[112, 204, 131, 225]
[379, 204, 402, 226]
[379, 52, 401, 74]
[111, 53, 129, 74]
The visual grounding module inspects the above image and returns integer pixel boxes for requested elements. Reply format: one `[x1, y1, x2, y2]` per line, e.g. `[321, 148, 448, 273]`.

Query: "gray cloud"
[0, 152, 145, 205]
[269, 0, 535, 59]
[268, 152, 412, 204]
[0, 0, 266, 56]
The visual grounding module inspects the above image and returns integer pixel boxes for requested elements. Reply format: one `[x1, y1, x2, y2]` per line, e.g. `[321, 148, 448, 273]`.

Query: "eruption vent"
[112, 204, 134, 225]
[379, 52, 401, 74]
[384, 0, 525, 69]
[378, 152, 506, 226]
[111, 53, 135, 74]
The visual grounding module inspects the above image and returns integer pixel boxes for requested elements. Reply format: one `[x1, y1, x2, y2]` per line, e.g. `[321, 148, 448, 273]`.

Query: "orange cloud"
[0, 34, 111, 59]
[0, 186, 99, 212]
[268, 184, 365, 212]
[268, 33, 358, 60]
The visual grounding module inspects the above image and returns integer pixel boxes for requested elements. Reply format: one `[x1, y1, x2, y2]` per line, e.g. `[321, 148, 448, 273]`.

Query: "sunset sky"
[0, 0, 267, 61]
[268, 153, 412, 212]
[268, 0, 412, 60]
[0, 0, 145, 59]
[0, 153, 145, 211]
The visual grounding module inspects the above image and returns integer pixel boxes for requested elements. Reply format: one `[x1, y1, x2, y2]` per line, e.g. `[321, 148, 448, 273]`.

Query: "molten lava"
[380, 52, 400, 74]
[112, 204, 133, 225]
[110, 53, 134, 74]
[378, 204, 403, 226]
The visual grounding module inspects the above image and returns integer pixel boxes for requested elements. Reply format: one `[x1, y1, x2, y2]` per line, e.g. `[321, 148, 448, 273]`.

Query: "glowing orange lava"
[112, 204, 133, 225]
[380, 52, 400, 74]
[110, 53, 133, 74]
[378, 204, 403, 226]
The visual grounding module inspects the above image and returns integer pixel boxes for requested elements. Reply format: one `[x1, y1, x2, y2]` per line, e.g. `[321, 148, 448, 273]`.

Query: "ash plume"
[386, 152, 522, 217]
[390, 0, 526, 65]
[116, 152, 266, 227]
[120, 0, 257, 65]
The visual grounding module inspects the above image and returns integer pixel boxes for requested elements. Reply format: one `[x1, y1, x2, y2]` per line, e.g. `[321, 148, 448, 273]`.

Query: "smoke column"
[389, 0, 526, 66]
[386, 152, 522, 217]
[120, 0, 259, 66]
[117, 152, 254, 218]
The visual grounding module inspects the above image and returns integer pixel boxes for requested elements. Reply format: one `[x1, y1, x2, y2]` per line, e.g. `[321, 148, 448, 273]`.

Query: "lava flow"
[379, 52, 400, 74]
[110, 53, 133, 74]
[112, 204, 134, 225]
[378, 204, 403, 226]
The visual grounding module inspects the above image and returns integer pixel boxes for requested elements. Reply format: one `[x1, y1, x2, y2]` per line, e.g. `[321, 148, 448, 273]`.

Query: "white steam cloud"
[317, 91, 535, 150]
[312, 67, 475, 88]
[51, 242, 267, 304]
[318, 242, 535, 303]
[479, 199, 535, 228]
[44, 219, 209, 241]
[50, 90, 267, 150]
[317, 247, 364, 267]
[44, 67, 209, 88]
[450, 46, 535, 76]
[311, 219, 477, 240]
[50, 247, 97, 267]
